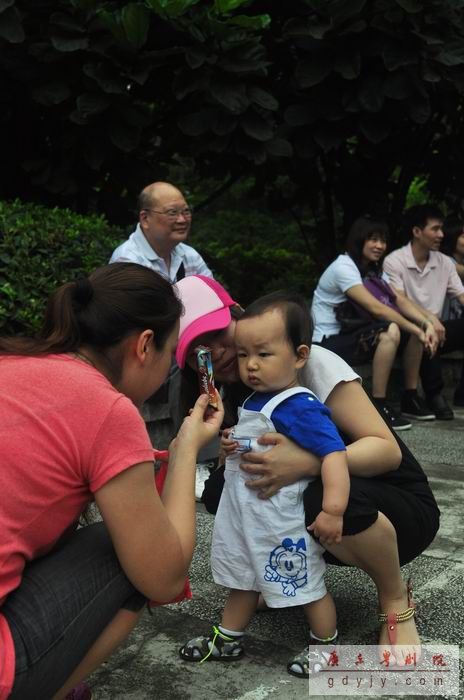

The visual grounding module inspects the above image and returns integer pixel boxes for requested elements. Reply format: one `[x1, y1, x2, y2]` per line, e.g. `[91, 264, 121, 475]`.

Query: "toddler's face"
[235, 309, 304, 393]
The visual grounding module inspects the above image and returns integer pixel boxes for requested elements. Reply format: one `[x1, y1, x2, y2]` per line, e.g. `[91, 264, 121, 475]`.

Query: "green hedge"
[0, 199, 316, 336]
[0, 200, 122, 334]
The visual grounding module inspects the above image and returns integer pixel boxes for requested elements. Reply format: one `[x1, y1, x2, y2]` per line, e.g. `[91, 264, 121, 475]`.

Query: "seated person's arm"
[346, 284, 425, 340]
[391, 284, 446, 344]
[394, 290, 438, 355]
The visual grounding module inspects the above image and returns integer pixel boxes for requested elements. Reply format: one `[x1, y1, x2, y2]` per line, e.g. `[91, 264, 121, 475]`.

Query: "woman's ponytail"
[0, 263, 182, 362]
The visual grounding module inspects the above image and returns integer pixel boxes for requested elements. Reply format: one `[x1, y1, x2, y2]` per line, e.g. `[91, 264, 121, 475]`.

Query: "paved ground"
[88, 408, 464, 699]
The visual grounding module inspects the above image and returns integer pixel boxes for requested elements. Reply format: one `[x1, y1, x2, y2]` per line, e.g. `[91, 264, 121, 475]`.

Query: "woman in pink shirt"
[0, 263, 223, 700]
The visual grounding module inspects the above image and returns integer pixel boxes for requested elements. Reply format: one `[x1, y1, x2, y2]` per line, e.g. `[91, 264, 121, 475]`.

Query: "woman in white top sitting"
[311, 216, 438, 431]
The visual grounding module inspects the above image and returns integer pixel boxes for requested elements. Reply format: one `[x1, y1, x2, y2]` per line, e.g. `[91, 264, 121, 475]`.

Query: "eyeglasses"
[144, 207, 193, 220]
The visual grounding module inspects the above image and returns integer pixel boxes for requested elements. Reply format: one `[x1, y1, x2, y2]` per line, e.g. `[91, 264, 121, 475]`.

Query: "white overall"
[211, 387, 327, 608]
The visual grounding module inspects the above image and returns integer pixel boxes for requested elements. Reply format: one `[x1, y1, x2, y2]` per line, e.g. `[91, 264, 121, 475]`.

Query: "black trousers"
[420, 318, 464, 398]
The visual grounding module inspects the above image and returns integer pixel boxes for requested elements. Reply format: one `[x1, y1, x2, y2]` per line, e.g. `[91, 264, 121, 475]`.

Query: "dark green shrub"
[193, 208, 317, 306]
[0, 200, 123, 335]
[0, 198, 317, 336]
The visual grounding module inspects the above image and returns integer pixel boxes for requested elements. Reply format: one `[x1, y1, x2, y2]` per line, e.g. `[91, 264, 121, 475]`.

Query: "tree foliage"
[1, 0, 464, 253]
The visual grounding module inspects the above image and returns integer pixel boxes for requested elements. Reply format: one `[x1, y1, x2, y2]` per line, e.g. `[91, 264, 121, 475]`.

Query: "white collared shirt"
[109, 224, 213, 282]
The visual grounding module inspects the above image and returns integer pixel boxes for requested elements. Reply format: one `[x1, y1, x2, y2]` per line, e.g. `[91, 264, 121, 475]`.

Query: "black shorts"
[317, 321, 410, 366]
[2, 523, 146, 700]
[303, 477, 439, 566]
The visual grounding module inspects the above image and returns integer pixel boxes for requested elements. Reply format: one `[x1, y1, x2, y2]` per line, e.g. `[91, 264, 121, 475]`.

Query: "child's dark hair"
[240, 290, 312, 352]
[345, 215, 389, 275]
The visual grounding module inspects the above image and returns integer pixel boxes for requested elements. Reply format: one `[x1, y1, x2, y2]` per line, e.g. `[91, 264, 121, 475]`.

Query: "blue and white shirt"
[243, 389, 346, 458]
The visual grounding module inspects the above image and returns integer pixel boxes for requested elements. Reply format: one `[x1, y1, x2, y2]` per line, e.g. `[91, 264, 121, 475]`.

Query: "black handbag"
[335, 272, 400, 334]
[335, 300, 372, 334]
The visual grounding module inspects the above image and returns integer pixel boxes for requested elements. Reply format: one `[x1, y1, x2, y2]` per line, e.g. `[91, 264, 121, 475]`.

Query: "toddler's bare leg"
[222, 589, 259, 631]
[302, 592, 337, 640]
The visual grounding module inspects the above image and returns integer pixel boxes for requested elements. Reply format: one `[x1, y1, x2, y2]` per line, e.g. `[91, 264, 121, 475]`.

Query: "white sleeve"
[333, 256, 363, 293]
[298, 345, 361, 404]
[193, 252, 214, 278]
[109, 241, 140, 265]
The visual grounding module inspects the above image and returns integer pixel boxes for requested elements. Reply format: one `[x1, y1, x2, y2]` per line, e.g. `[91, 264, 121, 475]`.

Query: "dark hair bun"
[74, 278, 94, 307]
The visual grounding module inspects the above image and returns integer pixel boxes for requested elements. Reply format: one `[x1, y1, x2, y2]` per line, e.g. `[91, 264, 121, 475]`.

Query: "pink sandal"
[378, 579, 416, 645]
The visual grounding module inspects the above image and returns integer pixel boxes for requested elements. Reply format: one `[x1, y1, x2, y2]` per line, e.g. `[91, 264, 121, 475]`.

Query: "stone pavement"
[89, 409, 464, 700]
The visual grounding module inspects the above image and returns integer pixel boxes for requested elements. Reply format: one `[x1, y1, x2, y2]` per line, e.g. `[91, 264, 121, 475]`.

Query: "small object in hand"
[230, 434, 252, 453]
[194, 345, 218, 410]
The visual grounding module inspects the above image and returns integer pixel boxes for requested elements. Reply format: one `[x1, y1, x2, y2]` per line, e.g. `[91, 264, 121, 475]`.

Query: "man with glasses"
[110, 181, 213, 282]
[110, 181, 215, 500]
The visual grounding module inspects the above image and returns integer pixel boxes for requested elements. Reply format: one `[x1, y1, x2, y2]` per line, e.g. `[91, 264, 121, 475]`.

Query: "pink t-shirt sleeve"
[84, 396, 155, 493]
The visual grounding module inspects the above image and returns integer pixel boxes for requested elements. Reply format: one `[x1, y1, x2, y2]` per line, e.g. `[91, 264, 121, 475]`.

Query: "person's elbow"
[132, 561, 189, 603]
[119, 535, 191, 603]
[146, 572, 187, 603]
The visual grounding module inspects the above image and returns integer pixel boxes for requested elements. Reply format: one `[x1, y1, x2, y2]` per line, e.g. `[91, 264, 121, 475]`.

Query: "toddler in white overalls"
[180, 291, 350, 678]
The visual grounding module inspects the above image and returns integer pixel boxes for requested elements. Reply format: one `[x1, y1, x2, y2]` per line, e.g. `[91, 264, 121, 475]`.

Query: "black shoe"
[401, 391, 435, 421]
[372, 399, 412, 431]
[426, 394, 454, 420]
[454, 393, 464, 408]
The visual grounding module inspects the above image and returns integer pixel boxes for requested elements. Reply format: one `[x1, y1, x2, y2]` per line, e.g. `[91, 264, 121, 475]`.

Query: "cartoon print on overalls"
[264, 537, 308, 596]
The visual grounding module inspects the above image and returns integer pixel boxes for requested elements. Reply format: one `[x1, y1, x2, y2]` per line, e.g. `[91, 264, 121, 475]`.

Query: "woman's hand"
[240, 432, 321, 499]
[175, 391, 224, 455]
